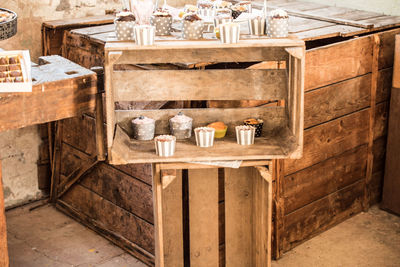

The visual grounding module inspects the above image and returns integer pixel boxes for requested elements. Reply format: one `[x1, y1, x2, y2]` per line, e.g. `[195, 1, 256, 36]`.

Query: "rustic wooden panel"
[189, 169, 219, 267]
[378, 28, 400, 70]
[162, 170, 184, 267]
[225, 167, 254, 267]
[63, 115, 97, 155]
[374, 101, 389, 140]
[61, 184, 154, 254]
[0, 161, 9, 267]
[370, 171, 384, 205]
[284, 145, 367, 214]
[112, 164, 153, 185]
[305, 36, 372, 91]
[377, 68, 393, 103]
[282, 180, 364, 252]
[113, 69, 287, 102]
[372, 136, 387, 174]
[304, 74, 371, 128]
[284, 109, 370, 175]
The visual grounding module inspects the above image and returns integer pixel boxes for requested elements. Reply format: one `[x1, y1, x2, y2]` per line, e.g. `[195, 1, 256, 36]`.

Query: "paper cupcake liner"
[235, 125, 255, 145]
[214, 17, 233, 27]
[248, 17, 266, 36]
[182, 20, 204, 39]
[267, 17, 289, 38]
[219, 23, 240, 44]
[155, 135, 176, 157]
[150, 16, 172, 36]
[115, 20, 135, 41]
[195, 127, 215, 147]
[198, 7, 216, 17]
[134, 25, 155, 45]
[244, 120, 264, 137]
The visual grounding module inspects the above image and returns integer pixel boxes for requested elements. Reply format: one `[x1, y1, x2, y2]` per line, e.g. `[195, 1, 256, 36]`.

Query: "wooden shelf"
[104, 38, 305, 164]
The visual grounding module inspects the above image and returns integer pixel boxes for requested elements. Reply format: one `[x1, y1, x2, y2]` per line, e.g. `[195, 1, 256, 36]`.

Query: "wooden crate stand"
[104, 39, 305, 164]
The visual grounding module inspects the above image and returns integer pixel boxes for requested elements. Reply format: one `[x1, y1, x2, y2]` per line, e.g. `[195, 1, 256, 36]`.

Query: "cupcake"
[214, 0, 232, 9]
[155, 135, 176, 157]
[267, 9, 289, 38]
[169, 112, 193, 139]
[213, 8, 233, 27]
[131, 115, 155, 140]
[197, 0, 216, 17]
[151, 8, 173, 36]
[182, 14, 204, 39]
[244, 118, 264, 137]
[238, 1, 252, 13]
[230, 4, 247, 19]
[114, 11, 136, 41]
[207, 122, 227, 138]
[183, 4, 198, 14]
[194, 127, 215, 147]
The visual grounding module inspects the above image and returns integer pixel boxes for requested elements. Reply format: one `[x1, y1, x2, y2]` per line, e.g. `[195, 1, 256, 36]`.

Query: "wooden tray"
[104, 38, 305, 164]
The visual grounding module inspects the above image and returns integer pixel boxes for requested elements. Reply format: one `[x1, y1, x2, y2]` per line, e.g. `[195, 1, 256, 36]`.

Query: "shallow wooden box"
[104, 39, 305, 164]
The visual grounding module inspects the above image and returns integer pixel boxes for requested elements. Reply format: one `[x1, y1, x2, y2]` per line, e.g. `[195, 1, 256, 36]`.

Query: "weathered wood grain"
[63, 115, 97, 155]
[374, 101, 389, 140]
[284, 145, 367, 214]
[378, 28, 400, 70]
[282, 180, 364, 252]
[0, 161, 9, 267]
[377, 68, 393, 103]
[284, 109, 370, 175]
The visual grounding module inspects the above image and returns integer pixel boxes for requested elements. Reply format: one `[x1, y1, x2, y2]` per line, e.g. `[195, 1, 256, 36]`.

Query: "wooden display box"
[104, 39, 305, 164]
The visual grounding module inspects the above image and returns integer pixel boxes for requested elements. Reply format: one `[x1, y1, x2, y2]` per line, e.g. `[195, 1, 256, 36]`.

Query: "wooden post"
[0, 161, 9, 267]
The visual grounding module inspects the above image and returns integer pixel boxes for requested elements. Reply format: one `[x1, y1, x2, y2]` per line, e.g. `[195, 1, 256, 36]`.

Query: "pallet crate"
[104, 39, 305, 164]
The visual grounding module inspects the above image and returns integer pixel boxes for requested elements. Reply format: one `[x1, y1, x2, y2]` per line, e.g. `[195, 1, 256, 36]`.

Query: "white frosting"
[269, 8, 288, 18]
[132, 116, 155, 124]
[117, 11, 135, 17]
[155, 135, 176, 141]
[236, 125, 255, 131]
[195, 127, 215, 133]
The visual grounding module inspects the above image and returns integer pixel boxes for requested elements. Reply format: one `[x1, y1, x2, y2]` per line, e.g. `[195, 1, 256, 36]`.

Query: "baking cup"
[198, 7, 216, 17]
[115, 20, 135, 41]
[169, 112, 193, 140]
[213, 16, 233, 27]
[194, 127, 215, 147]
[238, 1, 252, 13]
[267, 17, 289, 38]
[244, 119, 264, 137]
[219, 23, 240, 44]
[235, 125, 255, 145]
[134, 25, 155, 45]
[132, 116, 155, 140]
[182, 20, 204, 39]
[248, 17, 266, 36]
[150, 16, 172, 36]
[155, 135, 176, 157]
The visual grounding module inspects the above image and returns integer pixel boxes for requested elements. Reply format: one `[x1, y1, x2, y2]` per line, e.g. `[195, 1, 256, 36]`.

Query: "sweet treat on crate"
[131, 115, 155, 140]
[197, 0, 216, 17]
[214, 1, 232, 9]
[0, 10, 15, 23]
[194, 127, 215, 147]
[213, 9, 232, 27]
[207, 122, 227, 138]
[218, 22, 240, 44]
[183, 4, 198, 14]
[235, 125, 256, 145]
[230, 4, 247, 19]
[0, 54, 26, 84]
[155, 135, 176, 157]
[134, 25, 155, 45]
[248, 16, 266, 36]
[244, 118, 263, 137]
[182, 14, 204, 39]
[114, 11, 136, 41]
[238, 1, 252, 13]
[169, 112, 193, 139]
[267, 9, 289, 38]
[151, 8, 173, 36]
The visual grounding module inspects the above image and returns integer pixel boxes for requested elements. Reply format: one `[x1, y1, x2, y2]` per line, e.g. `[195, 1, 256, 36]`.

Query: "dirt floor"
[6, 202, 400, 267]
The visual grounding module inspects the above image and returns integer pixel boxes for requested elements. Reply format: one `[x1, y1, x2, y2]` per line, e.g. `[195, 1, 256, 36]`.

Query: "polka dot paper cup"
[267, 16, 289, 38]
[182, 20, 204, 40]
[115, 20, 135, 41]
[150, 16, 172, 36]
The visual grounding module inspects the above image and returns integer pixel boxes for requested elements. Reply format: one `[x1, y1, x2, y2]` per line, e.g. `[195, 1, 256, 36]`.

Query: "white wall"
[302, 0, 400, 16]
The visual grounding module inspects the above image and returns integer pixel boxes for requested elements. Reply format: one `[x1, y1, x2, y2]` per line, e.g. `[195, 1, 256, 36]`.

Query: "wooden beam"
[0, 161, 9, 267]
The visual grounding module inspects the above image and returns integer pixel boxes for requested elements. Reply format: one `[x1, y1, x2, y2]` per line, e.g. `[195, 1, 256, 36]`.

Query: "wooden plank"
[304, 74, 371, 128]
[0, 161, 9, 267]
[374, 101, 389, 140]
[61, 183, 155, 254]
[372, 136, 387, 174]
[284, 109, 370, 175]
[189, 169, 219, 267]
[305, 35, 372, 90]
[394, 34, 400, 88]
[284, 145, 367, 214]
[162, 169, 184, 267]
[157, 160, 272, 170]
[307, 7, 384, 21]
[378, 28, 400, 70]
[288, 16, 333, 34]
[63, 115, 97, 156]
[224, 167, 254, 267]
[358, 16, 400, 31]
[113, 69, 287, 101]
[377, 68, 393, 103]
[43, 15, 114, 29]
[152, 165, 164, 267]
[282, 180, 364, 252]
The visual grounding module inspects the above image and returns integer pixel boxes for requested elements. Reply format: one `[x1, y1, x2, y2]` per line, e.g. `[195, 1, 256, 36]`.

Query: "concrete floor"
[5, 202, 400, 267]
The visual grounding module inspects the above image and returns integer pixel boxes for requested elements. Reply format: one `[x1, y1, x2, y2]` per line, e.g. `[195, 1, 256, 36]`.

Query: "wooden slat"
[378, 28, 400, 70]
[162, 169, 184, 267]
[284, 109, 370, 175]
[284, 145, 367, 214]
[43, 15, 114, 29]
[113, 69, 287, 101]
[0, 161, 9, 267]
[305, 35, 372, 90]
[224, 167, 254, 267]
[374, 101, 389, 140]
[304, 74, 371, 128]
[189, 169, 219, 266]
[377, 68, 393, 103]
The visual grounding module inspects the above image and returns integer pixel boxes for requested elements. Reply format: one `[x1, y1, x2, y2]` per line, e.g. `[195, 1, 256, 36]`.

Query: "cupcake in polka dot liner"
[150, 8, 172, 36]
[114, 10, 136, 41]
[267, 9, 289, 38]
[182, 13, 204, 40]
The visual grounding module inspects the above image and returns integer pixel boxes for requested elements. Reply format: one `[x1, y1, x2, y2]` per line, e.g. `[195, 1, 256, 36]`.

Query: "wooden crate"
[153, 161, 273, 267]
[104, 39, 305, 164]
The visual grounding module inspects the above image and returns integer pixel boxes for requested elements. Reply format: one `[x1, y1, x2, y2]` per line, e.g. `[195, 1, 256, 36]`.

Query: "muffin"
[151, 8, 173, 36]
[244, 118, 263, 137]
[207, 122, 227, 138]
[267, 9, 289, 37]
[230, 4, 247, 19]
[182, 14, 204, 39]
[114, 11, 136, 41]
